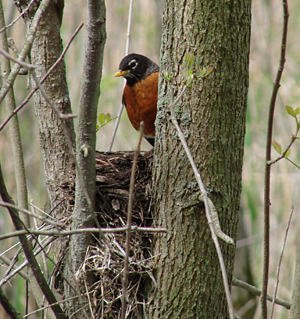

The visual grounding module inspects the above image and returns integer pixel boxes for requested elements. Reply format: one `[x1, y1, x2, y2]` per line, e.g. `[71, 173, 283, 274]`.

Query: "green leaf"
[186, 73, 194, 88]
[285, 149, 291, 158]
[295, 107, 300, 115]
[98, 113, 106, 125]
[106, 113, 111, 122]
[206, 66, 214, 76]
[164, 71, 171, 81]
[272, 139, 282, 154]
[286, 105, 296, 118]
[197, 67, 206, 78]
[182, 70, 189, 78]
[96, 124, 100, 132]
[184, 53, 195, 70]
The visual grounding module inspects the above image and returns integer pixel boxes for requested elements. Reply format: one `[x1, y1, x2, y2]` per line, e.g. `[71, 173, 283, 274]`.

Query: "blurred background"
[0, 0, 299, 318]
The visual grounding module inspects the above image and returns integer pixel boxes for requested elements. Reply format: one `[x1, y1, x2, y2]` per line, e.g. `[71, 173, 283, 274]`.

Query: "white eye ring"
[129, 59, 137, 69]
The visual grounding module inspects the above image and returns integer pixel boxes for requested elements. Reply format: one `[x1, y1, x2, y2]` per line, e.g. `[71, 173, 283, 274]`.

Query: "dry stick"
[0, 238, 54, 288]
[107, 0, 134, 151]
[0, 254, 29, 281]
[232, 277, 291, 310]
[2, 245, 23, 280]
[121, 122, 144, 319]
[1, 22, 118, 312]
[0, 22, 84, 132]
[8, 34, 104, 242]
[0, 202, 64, 226]
[0, 0, 52, 104]
[0, 0, 36, 34]
[0, 226, 167, 241]
[261, 1, 289, 318]
[1, 30, 103, 308]
[169, 86, 235, 319]
[84, 280, 95, 319]
[269, 205, 294, 318]
[0, 168, 67, 319]
[23, 290, 96, 318]
[0, 285, 22, 319]
[0, 0, 29, 225]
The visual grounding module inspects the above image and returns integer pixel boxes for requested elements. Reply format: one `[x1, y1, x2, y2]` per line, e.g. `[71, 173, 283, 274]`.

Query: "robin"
[114, 53, 159, 146]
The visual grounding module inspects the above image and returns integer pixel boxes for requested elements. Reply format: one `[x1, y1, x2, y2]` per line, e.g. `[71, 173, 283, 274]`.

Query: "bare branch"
[23, 290, 96, 319]
[232, 277, 291, 310]
[262, 0, 289, 317]
[0, 286, 22, 319]
[0, 253, 29, 282]
[107, 0, 134, 151]
[270, 205, 294, 318]
[0, 163, 67, 319]
[31, 70, 76, 119]
[0, 22, 84, 132]
[0, 237, 54, 287]
[0, 0, 28, 224]
[121, 122, 144, 319]
[0, 0, 52, 103]
[0, 226, 167, 241]
[0, 202, 64, 227]
[0, 0, 36, 34]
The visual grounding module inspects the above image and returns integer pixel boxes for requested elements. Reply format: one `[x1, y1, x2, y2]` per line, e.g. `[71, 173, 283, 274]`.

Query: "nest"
[72, 151, 155, 318]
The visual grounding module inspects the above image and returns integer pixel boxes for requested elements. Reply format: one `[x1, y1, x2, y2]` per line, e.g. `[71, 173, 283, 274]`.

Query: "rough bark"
[149, 1, 251, 318]
[12, 1, 74, 317]
[18, 0, 75, 215]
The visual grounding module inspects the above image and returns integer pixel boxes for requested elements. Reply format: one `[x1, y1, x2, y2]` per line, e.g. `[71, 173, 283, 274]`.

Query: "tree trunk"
[19, 0, 75, 214]
[149, 0, 251, 318]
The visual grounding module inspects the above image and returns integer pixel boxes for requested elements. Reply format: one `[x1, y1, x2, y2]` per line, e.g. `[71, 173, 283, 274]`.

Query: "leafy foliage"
[96, 113, 116, 132]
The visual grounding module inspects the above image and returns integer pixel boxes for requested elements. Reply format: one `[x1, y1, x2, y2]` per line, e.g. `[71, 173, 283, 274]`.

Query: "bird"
[114, 53, 159, 146]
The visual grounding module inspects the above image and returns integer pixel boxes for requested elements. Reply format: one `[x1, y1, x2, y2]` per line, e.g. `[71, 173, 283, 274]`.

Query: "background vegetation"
[0, 0, 299, 318]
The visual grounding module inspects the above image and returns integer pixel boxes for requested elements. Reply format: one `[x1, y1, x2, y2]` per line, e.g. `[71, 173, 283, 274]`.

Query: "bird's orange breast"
[123, 71, 158, 138]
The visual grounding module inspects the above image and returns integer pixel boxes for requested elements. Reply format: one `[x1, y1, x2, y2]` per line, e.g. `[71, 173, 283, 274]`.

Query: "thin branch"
[107, 0, 134, 151]
[0, 0, 36, 34]
[0, 0, 29, 224]
[168, 86, 234, 319]
[262, 0, 289, 317]
[31, 70, 76, 119]
[121, 122, 144, 319]
[268, 133, 299, 166]
[23, 290, 96, 318]
[0, 202, 64, 226]
[0, 47, 36, 69]
[0, 238, 54, 288]
[270, 205, 294, 318]
[0, 254, 29, 281]
[0, 22, 84, 132]
[0, 163, 67, 319]
[0, 0, 52, 104]
[0, 286, 22, 319]
[0, 226, 167, 241]
[71, 0, 107, 277]
[232, 277, 291, 310]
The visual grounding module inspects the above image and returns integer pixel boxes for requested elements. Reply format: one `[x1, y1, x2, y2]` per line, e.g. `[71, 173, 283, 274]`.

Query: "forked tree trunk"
[17, 0, 75, 214]
[149, 1, 251, 318]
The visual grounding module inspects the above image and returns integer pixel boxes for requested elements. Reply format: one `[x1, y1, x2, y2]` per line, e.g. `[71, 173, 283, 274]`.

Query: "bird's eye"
[129, 59, 137, 69]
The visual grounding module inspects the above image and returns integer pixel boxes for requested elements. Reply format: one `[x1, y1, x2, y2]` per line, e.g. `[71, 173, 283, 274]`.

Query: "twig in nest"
[121, 122, 144, 319]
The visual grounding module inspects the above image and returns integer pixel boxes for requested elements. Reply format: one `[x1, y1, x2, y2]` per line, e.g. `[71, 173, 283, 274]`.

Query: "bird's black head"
[114, 53, 159, 87]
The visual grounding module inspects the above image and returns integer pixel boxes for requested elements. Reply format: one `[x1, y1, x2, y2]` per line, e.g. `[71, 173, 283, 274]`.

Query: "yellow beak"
[114, 69, 130, 77]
